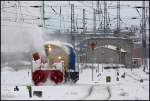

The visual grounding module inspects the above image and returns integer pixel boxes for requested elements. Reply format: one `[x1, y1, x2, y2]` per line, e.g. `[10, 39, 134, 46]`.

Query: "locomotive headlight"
[58, 56, 62, 60]
[48, 47, 52, 52]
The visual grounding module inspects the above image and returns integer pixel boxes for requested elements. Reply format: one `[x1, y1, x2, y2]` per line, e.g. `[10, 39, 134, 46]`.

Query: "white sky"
[1, 1, 149, 33]
[43, 1, 149, 33]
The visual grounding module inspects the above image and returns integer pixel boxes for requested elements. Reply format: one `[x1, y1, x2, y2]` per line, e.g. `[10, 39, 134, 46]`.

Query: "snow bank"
[1, 68, 32, 85]
[109, 82, 149, 100]
[1, 85, 29, 100]
[83, 85, 110, 100]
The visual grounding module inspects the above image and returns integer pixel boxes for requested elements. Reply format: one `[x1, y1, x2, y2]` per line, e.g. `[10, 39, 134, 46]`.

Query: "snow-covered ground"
[1, 1, 149, 100]
[1, 62, 149, 100]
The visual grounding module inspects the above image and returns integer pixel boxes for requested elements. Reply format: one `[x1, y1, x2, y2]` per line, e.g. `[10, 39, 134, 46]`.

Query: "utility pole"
[83, 9, 86, 34]
[93, 8, 96, 34]
[71, 4, 75, 48]
[97, 1, 100, 11]
[96, 1, 100, 14]
[60, 6, 61, 32]
[141, 0, 147, 70]
[117, 0, 120, 34]
[42, 0, 45, 27]
[96, 1, 99, 32]
[71, 4, 75, 32]
[104, 0, 107, 35]
[76, 18, 79, 32]
[116, 1, 121, 64]
[97, 1, 103, 31]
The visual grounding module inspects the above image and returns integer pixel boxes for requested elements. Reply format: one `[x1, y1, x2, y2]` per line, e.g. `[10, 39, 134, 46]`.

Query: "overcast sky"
[42, 1, 149, 33]
[1, 1, 149, 33]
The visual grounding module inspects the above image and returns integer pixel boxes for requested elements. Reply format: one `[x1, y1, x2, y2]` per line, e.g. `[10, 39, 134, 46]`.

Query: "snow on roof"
[84, 36, 127, 41]
[43, 41, 73, 54]
[96, 45, 127, 52]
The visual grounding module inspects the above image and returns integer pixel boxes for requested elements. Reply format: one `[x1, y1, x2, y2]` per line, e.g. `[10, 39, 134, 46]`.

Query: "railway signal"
[90, 42, 96, 51]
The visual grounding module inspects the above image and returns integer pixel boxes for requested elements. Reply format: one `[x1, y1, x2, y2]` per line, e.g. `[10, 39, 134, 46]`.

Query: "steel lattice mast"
[117, 0, 120, 34]
[141, 0, 147, 69]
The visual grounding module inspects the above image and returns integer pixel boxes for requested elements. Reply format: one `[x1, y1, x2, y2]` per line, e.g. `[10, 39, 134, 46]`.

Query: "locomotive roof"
[43, 41, 74, 54]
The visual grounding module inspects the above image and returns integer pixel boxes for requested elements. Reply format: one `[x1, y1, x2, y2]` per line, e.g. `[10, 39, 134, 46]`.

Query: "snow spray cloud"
[42, 30, 72, 45]
[1, 22, 45, 65]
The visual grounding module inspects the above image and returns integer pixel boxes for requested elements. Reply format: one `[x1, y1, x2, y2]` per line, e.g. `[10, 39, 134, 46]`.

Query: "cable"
[1, 5, 16, 9]
[2, 9, 41, 18]
[136, 7, 141, 17]
[2, 1, 148, 33]
[1, 2, 113, 23]
[1, 19, 40, 25]
[1, 17, 42, 21]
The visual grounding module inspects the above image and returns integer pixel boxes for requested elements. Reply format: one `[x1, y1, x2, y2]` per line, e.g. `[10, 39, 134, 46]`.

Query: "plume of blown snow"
[1, 22, 45, 64]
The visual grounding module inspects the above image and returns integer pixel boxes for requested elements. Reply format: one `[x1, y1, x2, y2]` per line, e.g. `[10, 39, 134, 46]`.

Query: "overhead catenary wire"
[1, 1, 149, 33]
[0, 2, 119, 19]
[2, 9, 41, 18]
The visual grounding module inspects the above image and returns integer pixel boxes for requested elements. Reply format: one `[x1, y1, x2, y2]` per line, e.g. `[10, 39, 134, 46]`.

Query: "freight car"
[32, 41, 79, 85]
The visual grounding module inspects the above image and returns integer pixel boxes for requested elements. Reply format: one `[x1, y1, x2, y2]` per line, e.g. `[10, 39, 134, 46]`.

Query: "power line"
[116, 0, 120, 33]
[2, 9, 41, 18]
[2, 1, 149, 33]
[1, 19, 40, 25]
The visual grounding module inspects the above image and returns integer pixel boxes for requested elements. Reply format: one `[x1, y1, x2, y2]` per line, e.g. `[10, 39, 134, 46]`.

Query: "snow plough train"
[32, 41, 79, 86]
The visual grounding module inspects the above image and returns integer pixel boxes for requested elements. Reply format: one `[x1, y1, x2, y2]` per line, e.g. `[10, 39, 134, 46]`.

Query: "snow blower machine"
[32, 41, 79, 86]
